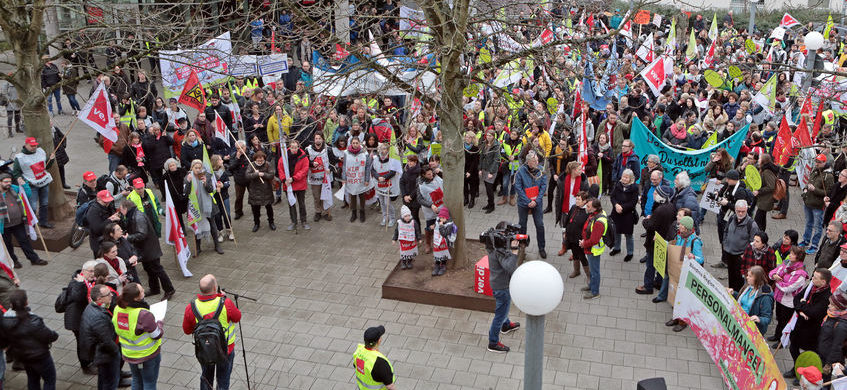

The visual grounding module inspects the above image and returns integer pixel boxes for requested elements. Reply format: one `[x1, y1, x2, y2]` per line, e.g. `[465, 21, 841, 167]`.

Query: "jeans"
[129, 353, 161, 390]
[24, 355, 56, 390]
[200, 351, 235, 390]
[141, 258, 174, 295]
[802, 206, 824, 250]
[98, 356, 120, 390]
[30, 184, 50, 224]
[2, 223, 41, 263]
[517, 205, 545, 251]
[656, 274, 670, 301]
[108, 153, 122, 172]
[46, 88, 62, 115]
[214, 198, 231, 230]
[499, 170, 515, 197]
[6, 109, 21, 133]
[614, 234, 634, 255]
[643, 252, 662, 292]
[587, 254, 601, 295]
[488, 289, 511, 345]
[66, 94, 81, 111]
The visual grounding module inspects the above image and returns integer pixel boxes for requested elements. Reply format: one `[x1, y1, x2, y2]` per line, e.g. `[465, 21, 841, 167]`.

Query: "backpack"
[190, 299, 228, 365]
[74, 199, 95, 228]
[592, 214, 616, 249]
[54, 287, 70, 313]
[95, 174, 116, 193]
[773, 178, 787, 201]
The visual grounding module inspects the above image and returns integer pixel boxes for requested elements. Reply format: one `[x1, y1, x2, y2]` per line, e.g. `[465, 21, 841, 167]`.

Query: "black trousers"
[484, 181, 496, 208]
[463, 175, 479, 200]
[546, 175, 558, 209]
[773, 302, 793, 337]
[234, 184, 247, 216]
[251, 204, 274, 224]
[97, 356, 120, 390]
[71, 330, 92, 368]
[141, 257, 174, 294]
[58, 164, 68, 187]
[2, 223, 40, 263]
[723, 251, 744, 291]
[288, 190, 307, 223]
[754, 209, 768, 234]
[349, 193, 366, 212]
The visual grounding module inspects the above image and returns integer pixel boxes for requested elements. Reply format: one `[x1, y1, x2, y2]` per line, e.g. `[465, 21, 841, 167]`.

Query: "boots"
[568, 258, 581, 278]
[194, 238, 202, 257]
[557, 243, 567, 256]
[350, 209, 358, 222]
[424, 231, 433, 254]
[214, 241, 224, 255]
[359, 209, 366, 222]
[583, 265, 591, 286]
[497, 196, 508, 205]
[468, 196, 475, 209]
[509, 195, 516, 206]
[432, 261, 440, 276]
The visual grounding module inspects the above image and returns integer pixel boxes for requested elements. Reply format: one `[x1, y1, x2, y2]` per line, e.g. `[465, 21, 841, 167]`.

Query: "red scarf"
[561, 174, 582, 213]
[132, 143, 145, 167]
[620, 151, 632, 170]
[0, 261, 14, 280]
[103, 256, 123, 275]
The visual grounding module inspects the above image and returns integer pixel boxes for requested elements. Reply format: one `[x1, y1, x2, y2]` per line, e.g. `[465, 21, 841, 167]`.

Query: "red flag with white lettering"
[639, 57, 666, 96]
[78, 82, 117, 153]
[165, 183, 192, 277]
[794, 116, 813, 150]
[780, 13, 801, 28]
[772, 115, 793, 165]
[213, 111, 230, 147]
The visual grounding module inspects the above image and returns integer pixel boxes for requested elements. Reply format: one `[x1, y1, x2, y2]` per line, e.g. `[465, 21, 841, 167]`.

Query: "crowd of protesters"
[1, 2, 847, 389]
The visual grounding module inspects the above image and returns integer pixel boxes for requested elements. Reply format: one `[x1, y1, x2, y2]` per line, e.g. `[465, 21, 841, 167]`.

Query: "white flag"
[833, 376, 847, 390]
[213, 111, 230, 147]
[636, 33, 655, 63]
[279, 138, 297, 206]
[165, 184, 192, 278]
[78, 82, 118, 142]
[19, 191, 38, 241]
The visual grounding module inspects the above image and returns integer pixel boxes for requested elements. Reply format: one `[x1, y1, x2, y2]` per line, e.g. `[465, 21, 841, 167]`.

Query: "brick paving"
[1, 95, 804, 389]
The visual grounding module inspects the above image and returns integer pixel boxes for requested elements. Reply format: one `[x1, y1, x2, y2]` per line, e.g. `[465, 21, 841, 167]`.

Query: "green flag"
[753, 74, 778, 114]
[686, 28, 697, 61]
[824, 14, 834, 39]
[665, 18, 676, 56]
[708, 13, 718, 42]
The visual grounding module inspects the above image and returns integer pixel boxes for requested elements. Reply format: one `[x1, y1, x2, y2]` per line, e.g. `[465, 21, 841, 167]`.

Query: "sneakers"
[286, 224, 295, 231]
[609, 248, 621, 256]
[302, 223, 311, 230]
[228, 231, 235, 241]
[217, 233, 224, 243]
[583, 292, 600, 299]
[487, 342, 510, 353]
[380, 217, 387, 226]
[500, 321, 520, 334]
[805, 248, 817, 255]
[580, 286, 591, 292]
[388, 219, 395, 227]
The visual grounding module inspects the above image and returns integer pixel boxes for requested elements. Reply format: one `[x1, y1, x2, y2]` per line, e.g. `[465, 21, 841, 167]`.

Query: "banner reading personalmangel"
[629, 117, 748, 188]
[673, 259, 785, 390]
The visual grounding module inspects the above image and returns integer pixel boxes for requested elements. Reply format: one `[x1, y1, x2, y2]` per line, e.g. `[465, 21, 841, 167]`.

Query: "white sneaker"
[217, 234, 224, 243]
[228, 231, 235, 241]
[388, 219, 395, 227]
[379, 217, 386, 226]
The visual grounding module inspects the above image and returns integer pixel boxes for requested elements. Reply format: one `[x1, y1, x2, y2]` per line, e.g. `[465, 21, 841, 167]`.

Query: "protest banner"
[674, 259, 786, 390]
[159, 31, 232, 99]
[630, 117, 748, 189]
[653, 232, 667, 278]
[699, 179, 724, 214]
[228, 55, 257, 76]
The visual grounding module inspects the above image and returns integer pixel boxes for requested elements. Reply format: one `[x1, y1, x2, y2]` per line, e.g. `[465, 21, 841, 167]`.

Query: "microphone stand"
[222, 289, 257, 390]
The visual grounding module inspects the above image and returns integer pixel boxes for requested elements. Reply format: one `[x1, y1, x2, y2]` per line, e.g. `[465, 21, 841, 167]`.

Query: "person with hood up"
[393, 205, 420, 270]
[0, 289, 58, 389]
[728, 265, 774, 335]
[431, 207, 457, 276]
[278, 138, 310, 231]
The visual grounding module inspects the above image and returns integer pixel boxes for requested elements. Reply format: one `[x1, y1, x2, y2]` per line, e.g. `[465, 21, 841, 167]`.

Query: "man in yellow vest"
[128, 178, 162, 236]
[580, 198, 607, 299]
[182, 274, 241, 390]
[352, 325, 396, 390]
[112, 282, 163, 389]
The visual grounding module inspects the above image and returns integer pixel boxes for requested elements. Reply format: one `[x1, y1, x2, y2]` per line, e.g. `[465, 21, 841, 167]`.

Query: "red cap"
[840, 242, 847, 249]
[132, 177, 145, 189]
[816, 154, 827, 162]
[24, 137, 38, 147]
[83, 171, 97, 181]
[96, 190, 114, 203]
[797, 366, 822, 384]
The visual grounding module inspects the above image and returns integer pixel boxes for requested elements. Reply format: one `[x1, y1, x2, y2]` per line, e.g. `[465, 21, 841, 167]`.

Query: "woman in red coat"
[278, 138, 310, 231]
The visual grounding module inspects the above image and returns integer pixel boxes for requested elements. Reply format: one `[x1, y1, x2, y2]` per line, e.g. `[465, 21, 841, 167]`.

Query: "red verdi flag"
[78, 82, 117, 153]
[640, 57, 666, 96]
[772, 116, 793, 165]
[794, 116, 813, 150]
[779, 13, 800, 28]
[213, 111, 230, 147]
[178, 70, 207, 112]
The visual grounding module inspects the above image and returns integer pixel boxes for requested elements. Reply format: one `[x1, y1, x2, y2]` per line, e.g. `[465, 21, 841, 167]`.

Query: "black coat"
[0, 310, 58, 362]
[400, 164, 421, 208]
[51, 127, 70, 166]
[86, 201, 115, 255]
[164, 167, 188, 214]
[554, 173, 589, 226]
[818, 313, 847, 365]
[125, 205, 163, 261]
[62, 272, 89, 331]
[179, 142, 207, 171]
[643, 201, 677, 252]
[464, 145, 480, 188]
[824, 182, 847, 226]
[130, 80, 158, 111]
[141, 133, 174, 176]
[79, 302, 120, 365]
[564, 205, 588, 244]
[228, 151, 251, 187]
[791, 284, 830, 351]
[609, 181, 639, 235]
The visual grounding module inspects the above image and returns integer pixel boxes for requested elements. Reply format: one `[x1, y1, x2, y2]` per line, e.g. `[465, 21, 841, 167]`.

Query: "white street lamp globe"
[805, 31, 824, 51]
[509, 261, 564, 316]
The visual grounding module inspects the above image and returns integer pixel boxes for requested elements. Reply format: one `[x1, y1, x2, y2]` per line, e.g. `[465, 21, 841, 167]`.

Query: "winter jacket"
[479, 141, 501, 175]
[819, 314, 847, 365]
[672, 186, 700, 224]
[740, 245, 777, 282]
[62, 272, 89, 331]
[756, 163, 778, 211]
[130, 80, 158, 111]
[40, 63, 61, 88]
[596, 118, 629, 154]
[51, 127, 70, 166]
[733, 284, 774, 335]
[768, 261, 808, 307]
[79, 302, 120, 365]
[643, 201, 678, 254]
[179, 141, 207, 170]
[204, 104, 233, 135]
[816, 234, 847, 269]
[791, 284, 830, 350]
[399, 164, 421, 209]
[0, 309, 58, 362]
[513, 164, 546, 208]
[581, 211, 606, 254]
[825, 182, 847, 225]
[228, 151, 251, 187]
[142, 133, 174, 176]
[488, 248, 518, 291]
[246, 161, 275, 206]
[565, 205, 588, 244]
[804, 166, 834, 209]
[612, 152, 640, 183]
[278, 148, 309, 192]
[723, 214, 759, 255]
[163, 167, 188, 214]
[125, 204, 163, 262]
[86, 201, 114, 254]
[609, 181, 639, 235]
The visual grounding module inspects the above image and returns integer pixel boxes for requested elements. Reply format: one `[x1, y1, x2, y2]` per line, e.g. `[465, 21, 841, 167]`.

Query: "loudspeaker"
[637, 377, 668, 390]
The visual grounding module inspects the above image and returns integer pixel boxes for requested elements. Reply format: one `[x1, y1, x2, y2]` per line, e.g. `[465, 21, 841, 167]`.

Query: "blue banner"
[630, 117, 748, 189]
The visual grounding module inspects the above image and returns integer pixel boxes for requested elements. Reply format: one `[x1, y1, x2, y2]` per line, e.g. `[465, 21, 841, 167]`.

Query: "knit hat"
[438, 206, 450, 220]
[831, 292, 847, 311]
[797, 366, 823, 385]
[653, 184, 672, 204]
[401, 205, 412, 219]
[680, 216, 694, 230]
[726, 169, 740, 180]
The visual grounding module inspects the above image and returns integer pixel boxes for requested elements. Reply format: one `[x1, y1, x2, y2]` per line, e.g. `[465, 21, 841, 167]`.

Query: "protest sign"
[699, 178, 724, 214]
[674, 260, 786, 390]
[744, 165, 762, 191]
[630, 117, 748, 189]
[744, 39, 756, 54]
[159, 31, 232, 99]
[666, 243, 687, 305]
[653, 233, 667, 278]
[229, 55, 257, 76]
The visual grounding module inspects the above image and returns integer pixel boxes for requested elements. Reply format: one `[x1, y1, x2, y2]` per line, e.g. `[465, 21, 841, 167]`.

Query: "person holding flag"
[184, 160, 224, 255]
[305, 133, 338, 223]
[12, 137, 55, 229]
[0, 173, 47, 268]
[278, 138, 310, 231]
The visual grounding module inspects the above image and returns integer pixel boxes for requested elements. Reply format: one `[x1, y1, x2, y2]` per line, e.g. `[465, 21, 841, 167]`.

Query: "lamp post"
[509, 261, 564, 390]
[803, 31, 824, 91]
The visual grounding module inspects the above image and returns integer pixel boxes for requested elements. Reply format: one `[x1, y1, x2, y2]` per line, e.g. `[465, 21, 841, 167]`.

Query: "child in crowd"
[393, 205, 420, 270]
[432, 206, 457, 276]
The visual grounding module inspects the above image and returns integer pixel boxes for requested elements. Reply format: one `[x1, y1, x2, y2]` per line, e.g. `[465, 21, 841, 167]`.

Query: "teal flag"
[630, 117, 748, 189]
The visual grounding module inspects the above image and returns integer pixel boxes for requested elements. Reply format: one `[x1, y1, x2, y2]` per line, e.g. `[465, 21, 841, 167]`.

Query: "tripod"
[223, 289, 257, 390]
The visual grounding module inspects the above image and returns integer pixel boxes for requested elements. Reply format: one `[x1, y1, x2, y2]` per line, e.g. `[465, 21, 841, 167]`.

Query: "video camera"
[479, 223, 529, 252]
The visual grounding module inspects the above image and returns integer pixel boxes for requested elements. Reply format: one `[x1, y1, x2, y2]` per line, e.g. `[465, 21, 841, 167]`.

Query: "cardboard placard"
[666, 243, 689, 306]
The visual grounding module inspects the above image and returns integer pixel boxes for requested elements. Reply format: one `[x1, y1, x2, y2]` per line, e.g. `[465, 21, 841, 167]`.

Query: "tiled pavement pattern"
[2, 97, 804, 389]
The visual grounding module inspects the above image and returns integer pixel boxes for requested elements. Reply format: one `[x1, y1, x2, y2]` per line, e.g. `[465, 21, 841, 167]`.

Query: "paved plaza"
[0, 104, 803, 389]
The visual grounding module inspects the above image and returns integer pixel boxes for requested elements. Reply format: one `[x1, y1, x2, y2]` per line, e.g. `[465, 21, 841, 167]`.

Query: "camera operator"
[484, 222, 521, 353]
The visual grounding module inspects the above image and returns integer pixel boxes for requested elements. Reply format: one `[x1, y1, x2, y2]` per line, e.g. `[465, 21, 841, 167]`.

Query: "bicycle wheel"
[69, 223, 87, 249]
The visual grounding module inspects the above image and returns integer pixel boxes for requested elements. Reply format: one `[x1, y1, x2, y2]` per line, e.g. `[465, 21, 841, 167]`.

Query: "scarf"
[671, 123, 687, 140]
[187, 173, 213, 238]
[561, 174, 582, 213]
[619, 151, 632, 171]
[102, 256, 123, 276]
[751, 245, 766, 261]
[349, 145, 362, 153]
[826, 307, 847, 321]
[132, 143, 145, 166]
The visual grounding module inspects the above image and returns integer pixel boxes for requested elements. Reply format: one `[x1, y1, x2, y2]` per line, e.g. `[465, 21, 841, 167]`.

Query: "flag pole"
[49, 115, 81, 162]
[219, 197, 237, 247]
[33, 224, 52, 261]
[228, 128, 264, 184]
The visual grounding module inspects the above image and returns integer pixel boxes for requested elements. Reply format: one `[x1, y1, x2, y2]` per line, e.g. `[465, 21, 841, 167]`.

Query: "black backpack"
[190, 299, 228, 365]
[54, 286, 70, 313]
[96, 174, 119, 193]
[593, 214, 616, 249]
[74, 199, 95, 228]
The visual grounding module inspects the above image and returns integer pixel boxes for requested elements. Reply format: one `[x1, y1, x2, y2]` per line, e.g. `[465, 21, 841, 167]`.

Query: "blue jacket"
[672, 186, 700, 224]
[733, 284, 774, 335]
[612, 152, 640, 183]
[513, 165, 547, 208]
[672, 234, 704, 265]
[0, 183, 32, 234]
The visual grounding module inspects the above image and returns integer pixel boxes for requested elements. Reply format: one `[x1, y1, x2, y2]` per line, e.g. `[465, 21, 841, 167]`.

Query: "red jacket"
[182, 293, 242, 353]
[278, 148, 309, 191]
[581, 211, 604, 254]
